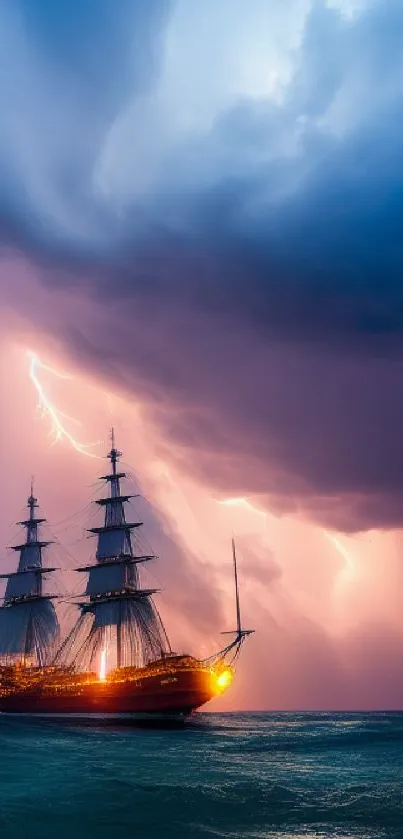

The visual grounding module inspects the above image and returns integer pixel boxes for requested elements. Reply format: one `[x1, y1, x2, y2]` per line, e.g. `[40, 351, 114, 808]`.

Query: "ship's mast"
[0, 482, 60, 666]
[222, 539, 254, 643]
[59, 431, 171, 672]
[206, 538, 254, 666]
[232, 538, 242, 637]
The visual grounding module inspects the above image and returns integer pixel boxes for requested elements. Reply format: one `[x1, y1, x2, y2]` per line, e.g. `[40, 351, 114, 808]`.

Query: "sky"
[1, 0, 403, 709]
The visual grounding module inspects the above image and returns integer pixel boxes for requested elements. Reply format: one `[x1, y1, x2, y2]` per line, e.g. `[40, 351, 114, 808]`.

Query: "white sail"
[85, 561, 136, 595]
[0, 485, 59, 665]
[56, 432, 171, 671]
[5, 571, 40, 600]
[17, 544, 42, 571]
[96, 528, 132, 559]
[0, 599, 59, 659]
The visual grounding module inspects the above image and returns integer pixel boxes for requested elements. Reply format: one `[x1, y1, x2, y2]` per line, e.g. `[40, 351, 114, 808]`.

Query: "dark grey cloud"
[10, 0, 403, 349]
[3, 0, 403, 531]
[2, 1, 403, 326]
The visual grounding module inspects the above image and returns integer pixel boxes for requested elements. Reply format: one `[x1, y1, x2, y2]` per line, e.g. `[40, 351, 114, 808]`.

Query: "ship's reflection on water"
[0, 711, 210, 731]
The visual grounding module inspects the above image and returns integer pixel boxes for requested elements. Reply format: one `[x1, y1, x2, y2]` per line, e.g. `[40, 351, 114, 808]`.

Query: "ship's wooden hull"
[0, 662, 220, 717]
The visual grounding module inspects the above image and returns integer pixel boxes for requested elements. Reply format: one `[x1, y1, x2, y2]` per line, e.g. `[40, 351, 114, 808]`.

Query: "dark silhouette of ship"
[0, 433, 253, 719]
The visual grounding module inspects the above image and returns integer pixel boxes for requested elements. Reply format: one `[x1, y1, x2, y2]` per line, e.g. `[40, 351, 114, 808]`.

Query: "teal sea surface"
[0, 712, 402, 839]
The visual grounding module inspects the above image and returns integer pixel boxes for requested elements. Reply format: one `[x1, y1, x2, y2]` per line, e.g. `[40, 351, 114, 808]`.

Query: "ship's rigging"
[0, 431, 253, 697]
[205, 538, 254, 668]
[54, 430, 171, 674]
[0, 481, 60, 665]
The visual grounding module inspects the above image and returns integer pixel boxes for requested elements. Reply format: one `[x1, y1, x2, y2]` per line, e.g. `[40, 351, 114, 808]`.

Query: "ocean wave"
[0, 712, 402, 839]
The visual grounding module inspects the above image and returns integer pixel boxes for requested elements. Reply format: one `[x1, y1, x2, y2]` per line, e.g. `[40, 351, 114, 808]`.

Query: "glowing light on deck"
[28, 351, 99, 458]
[215, 668, 233, 692]
[99, 649, 107, 681]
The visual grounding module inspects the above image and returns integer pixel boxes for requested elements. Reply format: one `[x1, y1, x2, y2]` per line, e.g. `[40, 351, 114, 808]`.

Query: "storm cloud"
[2, 0, 403, 530]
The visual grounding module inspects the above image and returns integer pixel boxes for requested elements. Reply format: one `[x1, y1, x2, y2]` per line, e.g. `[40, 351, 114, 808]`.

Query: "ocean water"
[0, 712, 402, 839]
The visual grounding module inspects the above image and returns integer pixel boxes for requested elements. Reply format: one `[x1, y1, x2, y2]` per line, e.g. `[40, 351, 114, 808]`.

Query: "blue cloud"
[0, 0, 170, 250]
[2, 0, 403, 344]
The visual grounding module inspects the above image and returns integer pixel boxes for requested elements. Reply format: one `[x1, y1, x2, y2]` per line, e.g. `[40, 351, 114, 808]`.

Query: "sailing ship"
[0, 433, 253, 718]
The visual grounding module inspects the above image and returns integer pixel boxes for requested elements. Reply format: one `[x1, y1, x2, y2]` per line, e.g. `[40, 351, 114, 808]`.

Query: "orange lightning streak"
[28, 351, 100, 458]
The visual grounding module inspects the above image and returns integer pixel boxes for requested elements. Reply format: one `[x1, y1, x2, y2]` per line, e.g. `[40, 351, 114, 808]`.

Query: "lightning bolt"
[218, 497, 267, 520]
[324, 530, 357, 599]
[324, 531, 355, 571]
[28, 351, 100, 458]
